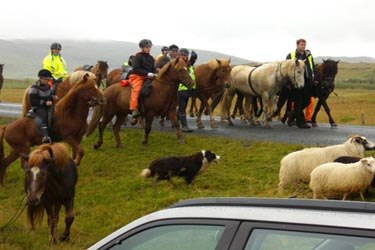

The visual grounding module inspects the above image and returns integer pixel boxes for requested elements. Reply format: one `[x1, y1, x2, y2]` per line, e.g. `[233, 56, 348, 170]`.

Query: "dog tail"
[140, 168, 151, 179]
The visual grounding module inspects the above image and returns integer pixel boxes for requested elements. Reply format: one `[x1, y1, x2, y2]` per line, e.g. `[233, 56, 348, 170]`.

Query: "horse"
[0, 64, 4, 101]
[21, 142, 77, 244]
[106, 68, 123, 87]
[0, 73, 104, 184]
[85, 57, 194, 148]
[21, 71, 97, 117]
[221, 59, 306, 128]
[74, 60, 108, 88]
[193, 58, 232, 129]
[310, 59, 339, 127]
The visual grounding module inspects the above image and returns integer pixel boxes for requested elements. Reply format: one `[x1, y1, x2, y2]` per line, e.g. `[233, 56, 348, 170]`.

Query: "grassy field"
[0, 62, 375, 249]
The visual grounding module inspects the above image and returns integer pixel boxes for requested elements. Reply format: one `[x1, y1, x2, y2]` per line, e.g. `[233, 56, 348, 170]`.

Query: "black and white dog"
[141, 150, 220, 185]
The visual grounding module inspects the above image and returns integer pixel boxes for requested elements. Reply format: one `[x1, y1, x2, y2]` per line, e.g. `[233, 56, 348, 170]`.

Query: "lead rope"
[0, 195, 27, 231]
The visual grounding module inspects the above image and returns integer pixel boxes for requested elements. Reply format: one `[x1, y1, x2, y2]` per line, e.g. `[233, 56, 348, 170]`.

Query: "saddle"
[27, 108, 58, 141]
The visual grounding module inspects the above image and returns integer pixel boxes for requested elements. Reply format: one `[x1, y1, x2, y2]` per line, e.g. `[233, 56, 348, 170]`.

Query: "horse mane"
[208, 58, 231, 70]
[28, 143, 70, 169]
[56, 73, 97, 110]
[69, 70, 96, 85]
[156, 57, 186, 81]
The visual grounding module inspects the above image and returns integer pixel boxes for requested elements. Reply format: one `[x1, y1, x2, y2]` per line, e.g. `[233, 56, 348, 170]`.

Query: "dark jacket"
[29, 81, 53, 110]
[131, 52, 155, 76]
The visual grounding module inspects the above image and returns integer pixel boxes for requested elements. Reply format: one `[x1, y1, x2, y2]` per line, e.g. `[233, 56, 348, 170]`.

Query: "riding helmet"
[161, 46, 169, 52]
[169, 44, 179, 51]
[50, 42, 62, 50]
[38, 69, 53, 79]
[179, 48, 189, 56]
[139, 39, 153, 48]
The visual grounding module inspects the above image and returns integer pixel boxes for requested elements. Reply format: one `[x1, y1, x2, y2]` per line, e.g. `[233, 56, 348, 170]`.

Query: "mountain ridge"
[0, 39, 374, 79]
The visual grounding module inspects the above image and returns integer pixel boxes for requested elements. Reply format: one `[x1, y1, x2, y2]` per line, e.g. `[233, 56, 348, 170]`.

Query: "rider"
[177, 48, 196, 132]
[155, 44, 179, 72]
[42, 42, 69, 85]
[29, 69, 58, 144]
[154, 46, 170, 66]
[129, 39, 156, 125]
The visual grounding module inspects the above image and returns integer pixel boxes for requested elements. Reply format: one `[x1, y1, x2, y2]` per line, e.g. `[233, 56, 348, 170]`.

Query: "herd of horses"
[0, 57, 339, 244]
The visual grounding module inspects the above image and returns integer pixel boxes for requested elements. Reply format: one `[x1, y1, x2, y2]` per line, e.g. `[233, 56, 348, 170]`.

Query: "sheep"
[278, 135, 375, 194]
[309, 157, 375, 200]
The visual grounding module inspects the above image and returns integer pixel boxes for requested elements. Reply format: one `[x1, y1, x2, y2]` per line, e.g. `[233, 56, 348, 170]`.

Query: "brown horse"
[21, 71, 96, 117]
[22, 143, 77, 244]
[106, 68, 122, 87]
[0, 73, 103, 184]
[74, 60, 109, 88]
[0, 64, 4, 101]
[193, 59, 232, 129]
[85, 57, 194, 148]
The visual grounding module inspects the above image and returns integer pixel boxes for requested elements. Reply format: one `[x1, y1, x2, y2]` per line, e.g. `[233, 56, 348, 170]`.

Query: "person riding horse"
[29, 69, 58, 144]
[43, 42, 69, 87]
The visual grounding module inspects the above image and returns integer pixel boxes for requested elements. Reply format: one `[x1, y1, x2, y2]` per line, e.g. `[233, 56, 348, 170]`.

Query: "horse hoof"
[311, 122, 318, 127]
[330, 123, 338, 128]
[178, 139, 185, 144]
[210, 124, 218, 129]
[198, 124, 205, 129]
[93, 143, 101, 150]
[59, 234, 70, 242]
[116, 144, 124, 149]
[142, 141, 149, 146]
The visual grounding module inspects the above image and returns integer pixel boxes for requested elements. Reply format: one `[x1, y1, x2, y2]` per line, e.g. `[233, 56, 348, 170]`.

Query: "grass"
[1, 62, 375, 249]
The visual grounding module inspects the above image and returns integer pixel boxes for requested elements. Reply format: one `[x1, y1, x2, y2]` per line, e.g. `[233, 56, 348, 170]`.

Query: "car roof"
[88, 197, 375, 249]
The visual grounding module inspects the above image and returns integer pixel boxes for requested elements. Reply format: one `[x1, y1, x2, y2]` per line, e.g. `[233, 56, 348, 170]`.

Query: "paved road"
[0, 102, 374, 146]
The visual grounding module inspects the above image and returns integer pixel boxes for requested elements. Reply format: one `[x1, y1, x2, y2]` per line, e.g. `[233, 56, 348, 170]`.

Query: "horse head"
[67, 73, 104, 107]
[157, 57, 194, 89]
[209, 58, 232, 88]
[320, 59, 339, 92]
[96, 60, 109, 81]
[286, 59, 305, 89]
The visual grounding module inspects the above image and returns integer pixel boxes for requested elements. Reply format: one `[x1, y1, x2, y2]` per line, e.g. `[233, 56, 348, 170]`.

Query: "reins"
[0, 195, 27, 231]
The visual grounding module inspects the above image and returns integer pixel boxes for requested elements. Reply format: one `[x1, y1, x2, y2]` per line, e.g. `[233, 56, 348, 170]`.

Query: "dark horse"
[0, 64, 4, 101]
[0, 74, 103, 184]
[192, 58, 232, 129]
[22, 143, 77, 244]
[74, 60, 109, 88]
[310, 59, 339, 127]
[85, 57, 194, 148]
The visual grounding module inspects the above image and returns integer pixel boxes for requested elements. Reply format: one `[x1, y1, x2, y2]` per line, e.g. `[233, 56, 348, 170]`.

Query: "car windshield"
[245, 229, 375, 250]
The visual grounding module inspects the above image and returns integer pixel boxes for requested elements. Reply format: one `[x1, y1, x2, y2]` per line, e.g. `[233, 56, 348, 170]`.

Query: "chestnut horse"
[0, 74, 103, 184]
[21, 71, 97, 117]
[192, 59, 232, 129]
[22, 143, 77, 244]
[74, 60, 108, 88]
[106, 68, 122, 87]
[85, 57, 194, 148]
[221, 59, 306, 128]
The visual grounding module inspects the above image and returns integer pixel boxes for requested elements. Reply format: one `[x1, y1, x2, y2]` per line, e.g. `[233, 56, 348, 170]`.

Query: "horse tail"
[26, 204, 44, 229]
[21, 87, 30, 117]
[0, 126, 6, 183]
[85, 104, 103, 137]
[140, 168, 151, 179]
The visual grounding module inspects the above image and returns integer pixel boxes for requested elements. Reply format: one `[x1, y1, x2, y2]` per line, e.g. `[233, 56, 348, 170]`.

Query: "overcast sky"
[1, 0, 374, 62]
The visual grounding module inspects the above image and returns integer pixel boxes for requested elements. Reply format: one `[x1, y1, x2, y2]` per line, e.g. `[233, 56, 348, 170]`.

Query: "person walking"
[128, 39, 156, 125]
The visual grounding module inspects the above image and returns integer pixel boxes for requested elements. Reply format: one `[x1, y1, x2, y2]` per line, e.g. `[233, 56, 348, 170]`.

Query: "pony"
[310, 59, 339, 127]
[0, 64, 4, 100]
[21, 71, 97, 117]
[221, 59, 306, 128]
[22, 142, 77, 244]
[85, 57, 194, 148]
[0, 73, 103, 184]
[74, 60, 109, 88]
[193, 58, 232, 129]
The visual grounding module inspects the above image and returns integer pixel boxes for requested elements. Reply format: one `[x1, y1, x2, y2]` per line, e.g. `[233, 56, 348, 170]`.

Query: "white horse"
[221, 59, 306, 128]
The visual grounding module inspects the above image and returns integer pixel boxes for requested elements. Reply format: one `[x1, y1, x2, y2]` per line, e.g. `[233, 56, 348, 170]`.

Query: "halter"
[247, 67, 260, 96]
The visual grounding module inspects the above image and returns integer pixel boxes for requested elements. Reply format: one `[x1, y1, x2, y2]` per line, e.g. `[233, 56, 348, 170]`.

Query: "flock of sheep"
[278, 134, 375, 200]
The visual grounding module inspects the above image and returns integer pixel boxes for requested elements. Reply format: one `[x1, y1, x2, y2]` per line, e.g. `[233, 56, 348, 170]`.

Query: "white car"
[88, 197, 375, 250]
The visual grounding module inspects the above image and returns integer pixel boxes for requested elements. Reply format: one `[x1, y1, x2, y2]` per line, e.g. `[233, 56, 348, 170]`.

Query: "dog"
[140, 150, 220, 186]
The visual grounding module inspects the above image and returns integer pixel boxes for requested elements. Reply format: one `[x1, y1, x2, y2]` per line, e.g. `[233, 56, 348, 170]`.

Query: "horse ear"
[294, 58, 299, 65]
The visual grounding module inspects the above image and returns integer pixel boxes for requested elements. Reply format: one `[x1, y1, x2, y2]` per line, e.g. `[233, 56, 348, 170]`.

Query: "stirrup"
[42, 136, 52, 144]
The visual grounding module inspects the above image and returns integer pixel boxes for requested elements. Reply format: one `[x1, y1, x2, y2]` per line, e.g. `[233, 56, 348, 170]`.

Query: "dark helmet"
[161, 46, 169, 52]
[50, 42, 62, 50]
[38, 69, 53, 79]
[139, 39, 153, 48]
[169, 44, 179, 51]
[179, 48, 189, 56]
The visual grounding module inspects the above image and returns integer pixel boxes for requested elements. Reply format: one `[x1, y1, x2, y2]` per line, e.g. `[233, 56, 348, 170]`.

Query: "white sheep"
[310, 157, 375, 200]
[278, 135, 375, 194]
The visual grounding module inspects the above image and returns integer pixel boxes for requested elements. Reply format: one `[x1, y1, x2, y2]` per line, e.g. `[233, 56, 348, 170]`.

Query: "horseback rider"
[42, 42, 69, 85]
[155, 44, 179, 72]
[177, 48, 197, 132]
[129, 39, 156, 125]
[29, 69, 58, 144]
[154, 46, 170, 68]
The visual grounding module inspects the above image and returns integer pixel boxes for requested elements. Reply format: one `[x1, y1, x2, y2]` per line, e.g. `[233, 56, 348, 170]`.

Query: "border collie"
[141, 150, 220, 185]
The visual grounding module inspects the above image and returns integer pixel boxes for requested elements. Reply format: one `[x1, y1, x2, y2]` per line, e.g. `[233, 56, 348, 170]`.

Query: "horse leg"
[261, 97, 271, 128]
[169, 110, 185, 144]
[196, 101, 205, 129]
[94, 114, 113, 150]
[311, 99, 322, 127]
[65, 139, 84, 166]
[45, 204, 59, 244]
[221, 89, 236, 126]
[142, 116, 154, 146]
[113, 114, 127, 148]
[59, 200, 74, 242]
[189, 95, 197, 117]
[1, 146, 29, 185]
[320, 97, 337, 128]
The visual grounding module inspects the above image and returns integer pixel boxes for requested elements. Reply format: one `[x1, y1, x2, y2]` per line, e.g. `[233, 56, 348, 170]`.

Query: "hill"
[0, 39, 255, 79]
[315, 56, 375, 63]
